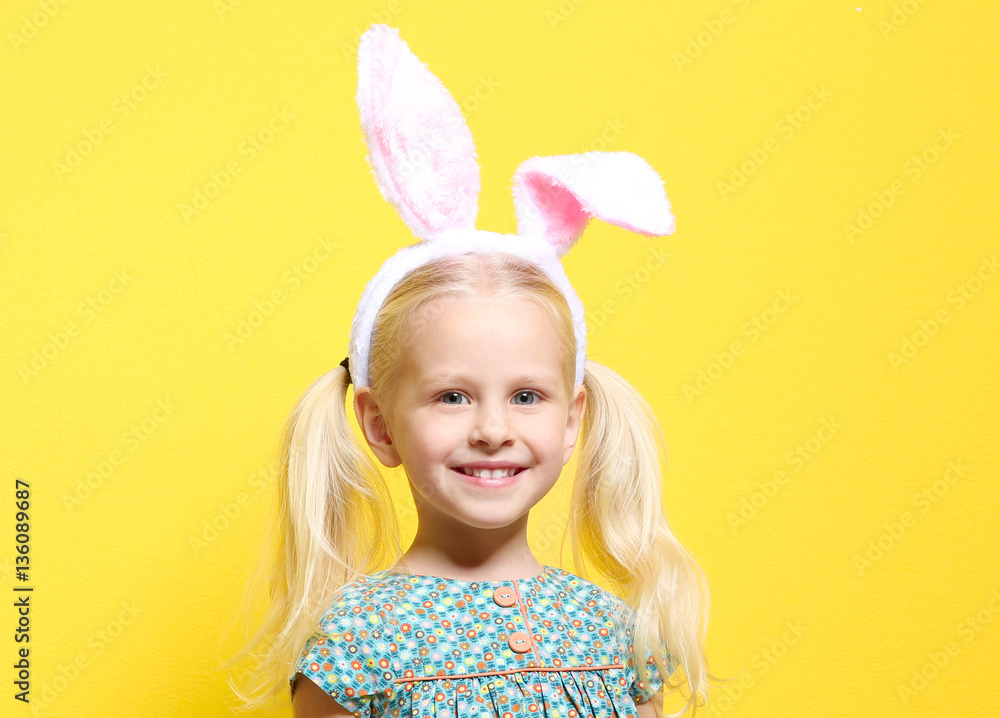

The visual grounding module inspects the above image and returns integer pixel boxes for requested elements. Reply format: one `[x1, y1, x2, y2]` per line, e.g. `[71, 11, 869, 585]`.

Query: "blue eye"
[438, 391, 540, 405]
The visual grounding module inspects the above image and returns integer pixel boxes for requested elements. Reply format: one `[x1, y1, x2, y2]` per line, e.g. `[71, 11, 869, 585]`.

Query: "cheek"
[527, 416, 570, 456]
[400, 422, 456, 465]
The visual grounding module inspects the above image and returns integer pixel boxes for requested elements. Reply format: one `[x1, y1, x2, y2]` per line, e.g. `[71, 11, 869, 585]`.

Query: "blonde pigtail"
[571, 359, 711, 717]
[225, 362, 402, 710]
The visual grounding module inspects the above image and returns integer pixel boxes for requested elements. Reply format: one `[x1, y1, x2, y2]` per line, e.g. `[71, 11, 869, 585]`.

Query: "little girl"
[229, 25, 710, 718]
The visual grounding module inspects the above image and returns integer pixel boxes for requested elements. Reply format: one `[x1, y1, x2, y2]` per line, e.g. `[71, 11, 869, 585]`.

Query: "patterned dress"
[291, 564, 672, 717]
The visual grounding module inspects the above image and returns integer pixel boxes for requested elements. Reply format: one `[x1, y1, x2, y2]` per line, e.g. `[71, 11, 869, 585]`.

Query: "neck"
[394, 514, 544, 582]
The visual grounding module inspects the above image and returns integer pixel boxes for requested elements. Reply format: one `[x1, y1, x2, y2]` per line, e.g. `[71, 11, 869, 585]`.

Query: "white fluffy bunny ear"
[512, 151, 675, 256]
[356, 25, 480, 241]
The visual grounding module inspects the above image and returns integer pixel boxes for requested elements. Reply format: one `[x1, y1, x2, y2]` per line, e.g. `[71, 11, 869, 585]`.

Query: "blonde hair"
[224, 251, 711, 715]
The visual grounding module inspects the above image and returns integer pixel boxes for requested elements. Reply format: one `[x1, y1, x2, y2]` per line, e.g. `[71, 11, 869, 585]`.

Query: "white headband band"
[347, 25, 676, 389]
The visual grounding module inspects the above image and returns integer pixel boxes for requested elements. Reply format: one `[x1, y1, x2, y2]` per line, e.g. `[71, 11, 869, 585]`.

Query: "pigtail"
[224, 363, 402, 711]
[571, 359, 711, 717]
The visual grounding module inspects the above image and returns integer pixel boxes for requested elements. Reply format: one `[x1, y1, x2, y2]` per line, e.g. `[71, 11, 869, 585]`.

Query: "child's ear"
[353, 387, 402, 468]
[563, 385, 587, 465]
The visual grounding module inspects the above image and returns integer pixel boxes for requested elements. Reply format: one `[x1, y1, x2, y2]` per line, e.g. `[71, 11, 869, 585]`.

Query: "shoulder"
[546, 566, 634, 620]
[546, 566, 630, 606]
[294, 572, 412, 715]
[312, 570, 415, 636]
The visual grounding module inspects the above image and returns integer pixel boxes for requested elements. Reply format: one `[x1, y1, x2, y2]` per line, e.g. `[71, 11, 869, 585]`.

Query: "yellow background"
[2, 0, 998, 716]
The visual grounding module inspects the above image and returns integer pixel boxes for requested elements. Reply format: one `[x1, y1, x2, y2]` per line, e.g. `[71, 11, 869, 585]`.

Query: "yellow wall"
[2, 1, 997, 715]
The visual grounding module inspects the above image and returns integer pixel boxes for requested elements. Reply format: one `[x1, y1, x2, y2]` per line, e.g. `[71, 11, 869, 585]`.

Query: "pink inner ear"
[513, 152, 675, 255]
[524, 173, 589, 251]
[357, 25, 480, 240]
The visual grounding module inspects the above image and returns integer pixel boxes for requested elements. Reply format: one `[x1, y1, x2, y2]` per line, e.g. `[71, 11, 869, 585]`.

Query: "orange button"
[508, 631, 532, 653]
[492, 587, 516, 607]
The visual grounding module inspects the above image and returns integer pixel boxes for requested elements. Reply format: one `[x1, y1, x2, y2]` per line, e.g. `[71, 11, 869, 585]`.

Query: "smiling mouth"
[452, 467, 526, 479]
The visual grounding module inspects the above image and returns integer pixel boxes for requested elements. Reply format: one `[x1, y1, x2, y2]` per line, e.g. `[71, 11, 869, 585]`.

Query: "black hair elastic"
[339, 356, 352, 385]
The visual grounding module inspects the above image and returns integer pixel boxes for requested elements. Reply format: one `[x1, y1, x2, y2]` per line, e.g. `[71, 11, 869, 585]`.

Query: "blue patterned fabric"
[291, 564, 672, 717]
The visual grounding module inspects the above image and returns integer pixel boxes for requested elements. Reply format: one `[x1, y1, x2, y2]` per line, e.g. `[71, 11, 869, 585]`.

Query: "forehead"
[401, 296, 566, 382]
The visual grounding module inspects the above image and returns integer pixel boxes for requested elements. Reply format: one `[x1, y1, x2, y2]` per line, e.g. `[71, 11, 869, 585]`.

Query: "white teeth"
[459, 467, 519, 479]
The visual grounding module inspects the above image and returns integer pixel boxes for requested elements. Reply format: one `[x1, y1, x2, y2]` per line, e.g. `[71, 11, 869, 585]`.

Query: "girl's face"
[357, 295, 586, 534]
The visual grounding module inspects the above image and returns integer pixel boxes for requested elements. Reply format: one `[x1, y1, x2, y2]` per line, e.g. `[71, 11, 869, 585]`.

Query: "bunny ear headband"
[345, 24, 675, 389]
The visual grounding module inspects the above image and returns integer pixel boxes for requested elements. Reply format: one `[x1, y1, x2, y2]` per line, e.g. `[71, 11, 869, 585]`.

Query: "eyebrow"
[423, 373, 560, 388]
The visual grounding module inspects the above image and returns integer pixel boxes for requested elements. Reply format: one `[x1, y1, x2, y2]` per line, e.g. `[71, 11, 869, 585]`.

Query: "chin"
[454, 509, 530, 531]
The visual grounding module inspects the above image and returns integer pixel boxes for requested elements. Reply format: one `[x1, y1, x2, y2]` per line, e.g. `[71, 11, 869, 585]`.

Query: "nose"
[469, 400, 515, 447]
